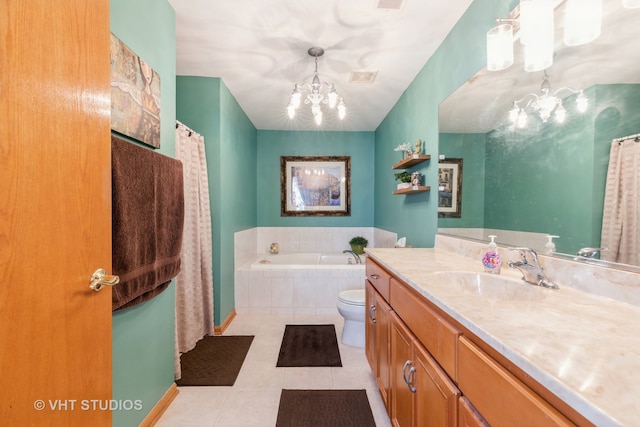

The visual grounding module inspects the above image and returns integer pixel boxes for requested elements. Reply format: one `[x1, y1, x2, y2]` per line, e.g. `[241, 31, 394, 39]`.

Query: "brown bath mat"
[275, 389, 376, 427]
[176, 335, 254, 386]
[276, 324, 342, 367]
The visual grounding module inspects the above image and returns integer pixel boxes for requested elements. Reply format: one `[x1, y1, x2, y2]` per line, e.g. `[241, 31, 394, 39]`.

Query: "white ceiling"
[168, 0, 474, 131]
[440, 0, 640, 133]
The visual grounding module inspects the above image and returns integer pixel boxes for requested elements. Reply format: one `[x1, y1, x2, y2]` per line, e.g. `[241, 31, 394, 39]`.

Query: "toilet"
[337, 289, 366, 347]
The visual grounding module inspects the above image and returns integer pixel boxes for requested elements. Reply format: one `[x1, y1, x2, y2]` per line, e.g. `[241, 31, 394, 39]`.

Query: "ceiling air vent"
[377, 0, 404, 10]
[349, 71, 378, 84]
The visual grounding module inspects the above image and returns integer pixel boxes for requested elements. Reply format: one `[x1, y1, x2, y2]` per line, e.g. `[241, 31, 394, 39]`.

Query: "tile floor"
[156, 314, 392, 427]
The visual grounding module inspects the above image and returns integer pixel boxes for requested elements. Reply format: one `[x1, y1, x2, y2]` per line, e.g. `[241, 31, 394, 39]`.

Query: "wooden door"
[390, 313, 414, 427]
[0, 1, 112, 426]
[413, 342, 460, 427]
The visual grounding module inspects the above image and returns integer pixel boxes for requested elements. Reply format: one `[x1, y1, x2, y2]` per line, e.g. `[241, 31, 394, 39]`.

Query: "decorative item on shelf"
[393, 142, 413, 160]
[348, 236, 368, 255]
[414, 139, 422, 157]
[394, 171, 412, 190]
[269, 242, 279, 254]
[411, 172, 422, 189]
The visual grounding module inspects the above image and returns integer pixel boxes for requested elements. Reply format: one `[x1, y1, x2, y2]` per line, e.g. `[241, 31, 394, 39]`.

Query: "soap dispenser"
[545, 235, 559, 255]
[482, 235, 502, 274]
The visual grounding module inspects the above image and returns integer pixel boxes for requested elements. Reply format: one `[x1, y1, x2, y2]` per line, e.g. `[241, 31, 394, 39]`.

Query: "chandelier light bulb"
[555, 103, 566, 123]
[287, 103, 296, 119]
[508, 102, 520, 123]
[328, 85, 338, 108]
[290, 85, 302, 108]
[337, 99, 346, 120]
[576, 91, 589, 112]
[314, 111, 323, 126]
[517, 109, 528, 128]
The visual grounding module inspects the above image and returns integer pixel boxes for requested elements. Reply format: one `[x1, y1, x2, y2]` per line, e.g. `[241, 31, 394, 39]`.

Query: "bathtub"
[250, 252, 366, 270]
[236, 252, 366, 315]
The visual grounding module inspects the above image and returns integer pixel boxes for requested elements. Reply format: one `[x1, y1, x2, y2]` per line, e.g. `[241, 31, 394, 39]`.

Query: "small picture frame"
[438, 158, 463, 218]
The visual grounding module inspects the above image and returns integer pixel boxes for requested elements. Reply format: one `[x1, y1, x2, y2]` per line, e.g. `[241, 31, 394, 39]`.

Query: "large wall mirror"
[438, 0, 640, 270]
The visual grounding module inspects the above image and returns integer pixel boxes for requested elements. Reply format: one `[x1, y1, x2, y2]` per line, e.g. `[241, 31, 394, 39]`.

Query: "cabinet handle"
[407, 366, 417, 393]
[402, 360, 412, 386]
[370, 274, 380, 280]
[368, 305, 377, 323]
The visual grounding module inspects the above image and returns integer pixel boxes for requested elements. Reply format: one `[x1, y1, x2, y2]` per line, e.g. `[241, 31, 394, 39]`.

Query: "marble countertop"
[365, 247, 640, 427]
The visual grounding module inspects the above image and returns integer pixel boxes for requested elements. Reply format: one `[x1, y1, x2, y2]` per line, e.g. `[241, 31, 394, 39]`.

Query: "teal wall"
[110, 0, 176, 425]
[438, 133, 486, 228]
[373, 0, 515, 248]
[176, 76, 258, 326]
[484, 90, 597, 254]
[256, 131, 375, 226]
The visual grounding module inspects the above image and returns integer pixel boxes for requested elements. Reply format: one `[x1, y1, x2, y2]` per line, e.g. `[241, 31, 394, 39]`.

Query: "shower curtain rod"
[614, 132, 640, 143]
[176, 120, 197, 135]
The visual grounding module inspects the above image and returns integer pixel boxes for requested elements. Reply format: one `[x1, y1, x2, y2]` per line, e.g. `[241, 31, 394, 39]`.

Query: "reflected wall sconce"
[287, 47, 346, 126]
[508, 70, 588, 127]
[487, 0, 603, 72]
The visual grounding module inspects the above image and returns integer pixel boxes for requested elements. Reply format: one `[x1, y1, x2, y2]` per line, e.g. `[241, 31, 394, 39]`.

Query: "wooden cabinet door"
[390, 312, 414, 427]
[365, 281, 376, 372]
[458, 397, 489, 427]
[0, 0, 112, 425]
[413, 342, 460, 427]
[376, 293, 392, 411]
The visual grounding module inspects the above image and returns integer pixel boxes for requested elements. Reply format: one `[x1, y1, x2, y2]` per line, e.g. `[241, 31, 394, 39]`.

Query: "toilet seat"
[338, 289, 365, 306]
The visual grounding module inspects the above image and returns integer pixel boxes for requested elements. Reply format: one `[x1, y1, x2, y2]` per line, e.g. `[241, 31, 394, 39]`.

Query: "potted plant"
[349, 236, 368, 255]
[394, 171, 412, 190]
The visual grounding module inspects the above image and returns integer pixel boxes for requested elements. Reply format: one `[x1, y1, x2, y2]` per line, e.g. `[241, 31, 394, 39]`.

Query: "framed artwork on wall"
[438, 158, 463, 218]
[110, 33, 161, 148]
[280, 156, 351, 216]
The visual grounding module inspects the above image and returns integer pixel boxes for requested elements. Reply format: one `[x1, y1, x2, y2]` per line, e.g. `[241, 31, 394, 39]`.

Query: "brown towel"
[111, 135, 185, 311]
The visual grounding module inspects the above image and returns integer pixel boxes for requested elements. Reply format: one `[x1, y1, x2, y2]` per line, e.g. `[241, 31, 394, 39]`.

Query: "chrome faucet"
[342, 249, 362, 264]
[507, 247, 559, 289]
[577, 247, 607, 258]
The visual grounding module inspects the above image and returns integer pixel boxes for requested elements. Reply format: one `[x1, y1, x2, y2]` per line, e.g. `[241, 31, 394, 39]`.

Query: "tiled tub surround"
[366, 234, 640, 427]
[234, 227, 397, 315]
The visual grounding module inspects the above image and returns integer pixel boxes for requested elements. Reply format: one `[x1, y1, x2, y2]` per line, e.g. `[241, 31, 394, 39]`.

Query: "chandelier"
[287, 47, 346, 126]
[508, 70, 588, 128]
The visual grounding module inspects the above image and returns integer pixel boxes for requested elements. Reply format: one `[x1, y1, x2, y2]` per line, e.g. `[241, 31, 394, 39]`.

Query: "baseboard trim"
[138, 382, 179, 427]
[214, 309, 237, 335]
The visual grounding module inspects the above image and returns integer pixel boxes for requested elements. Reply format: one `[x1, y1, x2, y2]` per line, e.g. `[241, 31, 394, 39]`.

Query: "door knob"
[90, 268, 120, 291]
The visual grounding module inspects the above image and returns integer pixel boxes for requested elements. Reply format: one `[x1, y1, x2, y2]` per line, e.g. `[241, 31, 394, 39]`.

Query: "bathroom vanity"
[364, 245, 640, 427]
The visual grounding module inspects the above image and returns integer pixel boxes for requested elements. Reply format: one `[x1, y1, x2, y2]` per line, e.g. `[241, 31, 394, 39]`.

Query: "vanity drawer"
[390, 278, 460, 381]
[365, 259, 391, 301]
[458, 337, 574, 427]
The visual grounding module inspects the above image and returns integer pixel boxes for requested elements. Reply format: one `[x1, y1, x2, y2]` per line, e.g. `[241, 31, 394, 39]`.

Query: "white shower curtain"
[174, 121, 214, 380]
[601, 137, 640, 265]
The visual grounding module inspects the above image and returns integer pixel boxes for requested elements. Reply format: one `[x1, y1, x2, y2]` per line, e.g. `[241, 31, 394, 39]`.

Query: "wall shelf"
[392, 154, 431, 170]
[393, 185, 431, 195]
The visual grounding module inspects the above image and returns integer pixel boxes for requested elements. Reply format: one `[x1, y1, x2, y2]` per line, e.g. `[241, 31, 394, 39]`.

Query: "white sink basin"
[427, 271, 548, 301]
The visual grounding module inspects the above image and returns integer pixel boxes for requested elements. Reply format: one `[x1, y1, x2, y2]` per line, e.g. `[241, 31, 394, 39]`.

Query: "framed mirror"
[438, 1, 640, 270]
